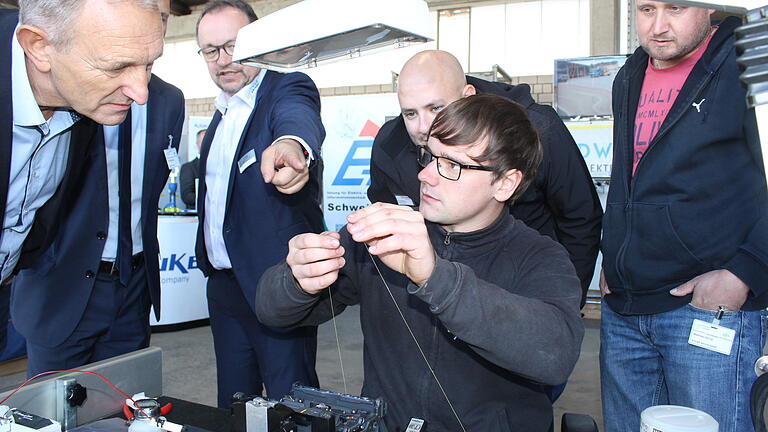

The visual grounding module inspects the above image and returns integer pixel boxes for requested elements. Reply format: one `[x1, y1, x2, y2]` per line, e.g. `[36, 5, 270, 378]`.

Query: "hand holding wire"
[287, 231, 345, 294]
[347, 202, 435, 287]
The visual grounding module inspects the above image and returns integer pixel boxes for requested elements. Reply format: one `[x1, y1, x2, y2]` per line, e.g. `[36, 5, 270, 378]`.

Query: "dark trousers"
[0, 284, 9, 355]
[207, 269, 318, 408]
[25, 262, 151, 377]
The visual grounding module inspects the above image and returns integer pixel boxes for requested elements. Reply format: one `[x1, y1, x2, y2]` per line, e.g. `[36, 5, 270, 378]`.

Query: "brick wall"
[186, 98, 217, 118]
[183, 74, 555, 117]
[316, 75, 555, 106]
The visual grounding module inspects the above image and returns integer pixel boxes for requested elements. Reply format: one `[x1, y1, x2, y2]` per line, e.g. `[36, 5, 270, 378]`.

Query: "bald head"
[399, 50, 467, 97]
[397, 50, 475, 146]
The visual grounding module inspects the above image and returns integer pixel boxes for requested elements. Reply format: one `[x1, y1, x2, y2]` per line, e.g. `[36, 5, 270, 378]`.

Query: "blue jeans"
[600, 301, 767, 432]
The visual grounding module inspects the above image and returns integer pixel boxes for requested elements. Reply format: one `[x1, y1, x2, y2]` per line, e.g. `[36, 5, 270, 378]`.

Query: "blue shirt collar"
[11, 25, 80, 128]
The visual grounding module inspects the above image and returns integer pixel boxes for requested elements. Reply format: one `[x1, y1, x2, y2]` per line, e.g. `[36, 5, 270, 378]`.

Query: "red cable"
[0, 369, 146, 418]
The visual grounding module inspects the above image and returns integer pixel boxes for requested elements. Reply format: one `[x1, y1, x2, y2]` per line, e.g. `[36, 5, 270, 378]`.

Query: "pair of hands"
[260, 138, 309, 194]
[599, 268, 750, 311]
[287, 203, 436, 295]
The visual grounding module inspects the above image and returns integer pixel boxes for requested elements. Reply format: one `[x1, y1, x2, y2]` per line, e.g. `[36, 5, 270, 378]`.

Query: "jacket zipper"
[614, 72, 633, 300]
[616, 50, 718, 312]
[424, 234, 447, 423]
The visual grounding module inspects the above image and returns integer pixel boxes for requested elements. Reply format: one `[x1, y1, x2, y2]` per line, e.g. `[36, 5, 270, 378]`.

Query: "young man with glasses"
[194, 0, 325, 407]
[256, 94, 585, 432]
[369, 50, 602, 309]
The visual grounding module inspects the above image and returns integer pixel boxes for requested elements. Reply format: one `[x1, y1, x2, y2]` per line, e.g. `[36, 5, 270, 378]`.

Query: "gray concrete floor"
[0, 307, 602, 431]
[153, 306, 603, 432]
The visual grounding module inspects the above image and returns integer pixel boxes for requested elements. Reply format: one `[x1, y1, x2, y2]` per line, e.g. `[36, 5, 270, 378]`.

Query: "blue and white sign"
[564, 119, 614, 178]
[150, 216, 209, 326]
[321, 93, 400, 231]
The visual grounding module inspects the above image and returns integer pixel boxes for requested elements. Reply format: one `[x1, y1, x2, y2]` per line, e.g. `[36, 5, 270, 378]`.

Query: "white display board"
[320, 93, 401, 231]
[564, 119, 614, 178]
[150, 216, 209, 326]
[187, 116, 212, 163]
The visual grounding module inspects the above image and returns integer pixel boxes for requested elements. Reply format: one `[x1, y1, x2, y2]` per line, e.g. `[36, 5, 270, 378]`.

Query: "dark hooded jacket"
[367, 76, 602, 305]
[602, 16, 768, 314]
[256, 213, 584, 432]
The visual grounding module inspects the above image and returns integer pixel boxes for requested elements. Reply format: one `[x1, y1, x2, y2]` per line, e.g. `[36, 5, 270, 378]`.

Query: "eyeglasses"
[417, 146, 494, 181]
[198, 42, 236, 62]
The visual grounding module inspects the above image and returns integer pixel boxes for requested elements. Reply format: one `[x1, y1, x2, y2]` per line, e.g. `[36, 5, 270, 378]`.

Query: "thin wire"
[328, 284, 348, 394]
[365, 247, 467, 432]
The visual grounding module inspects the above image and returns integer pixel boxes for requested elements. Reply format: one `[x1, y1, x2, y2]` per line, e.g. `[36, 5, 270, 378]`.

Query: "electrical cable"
[328, 284, 349, 394]
[0, 369, 150, 419]
[364, 247, 467, 432]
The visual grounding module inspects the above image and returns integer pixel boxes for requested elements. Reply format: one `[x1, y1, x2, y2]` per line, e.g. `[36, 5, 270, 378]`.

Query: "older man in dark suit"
[10, 0, 184, 375]
[0, 0, 164, 352]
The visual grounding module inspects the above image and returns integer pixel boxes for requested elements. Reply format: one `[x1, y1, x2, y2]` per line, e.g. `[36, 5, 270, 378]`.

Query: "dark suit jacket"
[368, 76, 603, 306]
[179, 157, 199, 209]
[12, 75, 185, 347]
[195, 71, 325, 314]
[1, 10, 97, 269]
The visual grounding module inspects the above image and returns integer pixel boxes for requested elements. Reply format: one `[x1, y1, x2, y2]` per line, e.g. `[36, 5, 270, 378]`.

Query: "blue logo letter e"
[332, 139, 372, 186]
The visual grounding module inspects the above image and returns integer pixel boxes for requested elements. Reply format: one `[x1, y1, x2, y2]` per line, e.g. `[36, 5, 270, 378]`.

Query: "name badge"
[395, 195, 415, 206]
[688, 319, 735, 355]
[238, 149, 257, 174]
[164, 134, 180, 170]
[163, 148, 180, 170]
[406, 419, 425, 432]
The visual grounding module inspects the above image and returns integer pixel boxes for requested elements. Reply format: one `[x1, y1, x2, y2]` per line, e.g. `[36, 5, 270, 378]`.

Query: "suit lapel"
[142, 80, 161, 220]
[222, 70, 276, 213]
[197, 111, 222, 223]
[0, 11, 19, 242]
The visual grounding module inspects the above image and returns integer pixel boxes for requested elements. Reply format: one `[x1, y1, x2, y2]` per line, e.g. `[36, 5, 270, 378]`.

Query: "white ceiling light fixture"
[232, 0, 434, 71]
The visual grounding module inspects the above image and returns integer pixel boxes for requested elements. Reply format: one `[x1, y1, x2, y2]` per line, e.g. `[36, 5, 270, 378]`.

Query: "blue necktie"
[117, 110, 133, 286]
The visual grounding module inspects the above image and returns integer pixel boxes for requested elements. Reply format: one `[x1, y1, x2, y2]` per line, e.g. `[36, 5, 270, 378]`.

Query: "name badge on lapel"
[238, 149, 257, 174]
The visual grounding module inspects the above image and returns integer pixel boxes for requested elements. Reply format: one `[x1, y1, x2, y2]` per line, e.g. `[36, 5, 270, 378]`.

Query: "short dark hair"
[196, 0, 258, 39]
[428, 94, 542, 201]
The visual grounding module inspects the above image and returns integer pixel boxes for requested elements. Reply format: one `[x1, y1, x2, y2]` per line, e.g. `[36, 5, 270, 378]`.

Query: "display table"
[150, 215, 209, 328]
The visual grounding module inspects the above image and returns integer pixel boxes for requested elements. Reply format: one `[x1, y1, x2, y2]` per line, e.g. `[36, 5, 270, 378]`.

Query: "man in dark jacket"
[179, 129, 205, 209]
[257, 94, 584, 432]
[599, 4, 767, 432]
[368, 50, 602, 306]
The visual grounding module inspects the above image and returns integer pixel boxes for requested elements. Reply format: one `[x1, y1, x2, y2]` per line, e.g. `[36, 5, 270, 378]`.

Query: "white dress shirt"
[101, 103, 148, 260]
[203, 70, 313, 270]
[1, 27, 79, 281]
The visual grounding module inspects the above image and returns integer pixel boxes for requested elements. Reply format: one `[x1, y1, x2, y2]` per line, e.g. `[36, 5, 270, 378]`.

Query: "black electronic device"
[232, 384, 385, 432]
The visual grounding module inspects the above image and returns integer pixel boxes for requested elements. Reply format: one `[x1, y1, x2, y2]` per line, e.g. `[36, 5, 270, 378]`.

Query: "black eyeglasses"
[417, 146, 494, 181]
[198, 42, 236, 62]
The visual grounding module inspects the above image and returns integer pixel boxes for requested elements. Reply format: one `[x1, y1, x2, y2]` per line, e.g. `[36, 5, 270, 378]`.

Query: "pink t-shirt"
[632, 30, 715, 174]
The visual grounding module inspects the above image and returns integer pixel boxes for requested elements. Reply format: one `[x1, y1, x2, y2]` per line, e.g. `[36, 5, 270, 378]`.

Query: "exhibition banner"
[564, 119, 613, 178]
[187, 116, 213, 162]
[321, 93, 400, 231]
[151, 216, 209, 326]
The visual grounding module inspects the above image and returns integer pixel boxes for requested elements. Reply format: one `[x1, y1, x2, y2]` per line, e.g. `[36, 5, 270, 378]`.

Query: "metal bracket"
[55, 378, 78, 430]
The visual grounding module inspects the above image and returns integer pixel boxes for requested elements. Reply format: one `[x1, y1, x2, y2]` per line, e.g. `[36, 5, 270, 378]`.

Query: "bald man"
[369, 50, 602, 308]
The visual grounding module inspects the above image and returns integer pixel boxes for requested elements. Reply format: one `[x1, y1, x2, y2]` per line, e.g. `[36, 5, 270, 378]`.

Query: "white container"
[640, 405, 718, 432]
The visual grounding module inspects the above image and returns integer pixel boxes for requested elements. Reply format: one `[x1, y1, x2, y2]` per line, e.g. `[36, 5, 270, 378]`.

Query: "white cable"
[365, 248, 467, 432]
[328, 284, 349, 394]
